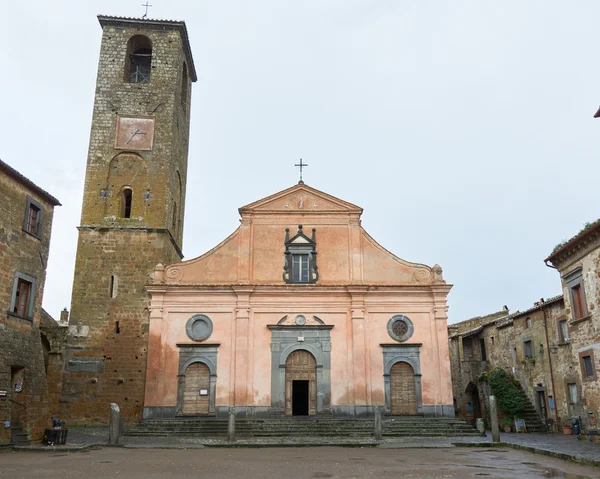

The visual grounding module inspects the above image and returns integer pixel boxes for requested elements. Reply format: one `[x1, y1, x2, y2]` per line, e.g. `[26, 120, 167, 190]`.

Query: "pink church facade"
[143, 183, 454, 419]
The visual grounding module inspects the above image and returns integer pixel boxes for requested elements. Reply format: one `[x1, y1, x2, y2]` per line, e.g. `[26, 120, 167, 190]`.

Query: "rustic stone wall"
[553, 239, 600, 432]
[449, 298, 574, 430]
[0, 165, 58, 444]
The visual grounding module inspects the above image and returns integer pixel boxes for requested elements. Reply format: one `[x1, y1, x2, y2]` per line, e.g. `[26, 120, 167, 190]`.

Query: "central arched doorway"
[390, 361, 417, 415]
[465, 382, 481, 421]
[182, 362, 210, 415]
[285, 350, 317, 416]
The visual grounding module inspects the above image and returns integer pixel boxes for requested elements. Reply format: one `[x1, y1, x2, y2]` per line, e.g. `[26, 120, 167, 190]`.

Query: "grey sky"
[1, 1, 598, 323]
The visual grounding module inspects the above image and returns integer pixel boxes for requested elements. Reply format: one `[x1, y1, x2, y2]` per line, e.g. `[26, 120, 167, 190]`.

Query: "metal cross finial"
[294, 158, 308, 184]
[141, 1, 153, 18]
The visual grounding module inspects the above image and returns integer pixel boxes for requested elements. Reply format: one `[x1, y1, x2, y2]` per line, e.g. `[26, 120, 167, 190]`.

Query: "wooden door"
[390, 362, 416, 415]
[285, 350, 317, 416]
[182, 362, 210, 415]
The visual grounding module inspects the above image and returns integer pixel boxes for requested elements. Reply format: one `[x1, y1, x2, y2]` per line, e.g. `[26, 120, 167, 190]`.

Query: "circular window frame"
[185, 314, 213, 342]
[387, 315, 414, 342]
[294, 315, 307, 326]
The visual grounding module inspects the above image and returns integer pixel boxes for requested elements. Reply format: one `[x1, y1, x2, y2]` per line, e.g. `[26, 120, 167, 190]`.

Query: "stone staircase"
[10, 423, 31, 446]
[513, 391, 548, 433]
[124, 416, 481, 438]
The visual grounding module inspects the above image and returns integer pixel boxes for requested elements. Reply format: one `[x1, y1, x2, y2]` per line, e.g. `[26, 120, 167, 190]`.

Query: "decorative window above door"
[283, 225, 318, 284]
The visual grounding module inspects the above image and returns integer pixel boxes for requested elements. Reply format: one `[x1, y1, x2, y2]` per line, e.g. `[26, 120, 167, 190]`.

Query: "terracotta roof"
[545, 219, 600, 265]
[496, 295, 564, 328]
[97, 15, 197, 82]
[0, 159, 61, 206]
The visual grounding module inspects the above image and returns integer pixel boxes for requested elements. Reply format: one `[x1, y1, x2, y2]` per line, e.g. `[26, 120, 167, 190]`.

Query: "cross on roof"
[294, 159, 308, 184]
[141, 1, 153, 18]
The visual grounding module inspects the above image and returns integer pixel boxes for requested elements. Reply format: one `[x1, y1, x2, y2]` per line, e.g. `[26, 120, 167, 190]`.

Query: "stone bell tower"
[61, 15, 196, 423]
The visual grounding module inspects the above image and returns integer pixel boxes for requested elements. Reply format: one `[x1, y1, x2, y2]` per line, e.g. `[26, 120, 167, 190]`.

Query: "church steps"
[124, 417, 481, 438]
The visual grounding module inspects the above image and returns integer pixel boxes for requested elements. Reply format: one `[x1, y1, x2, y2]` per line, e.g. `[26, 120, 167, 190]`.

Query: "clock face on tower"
[115, 116, 155, 150]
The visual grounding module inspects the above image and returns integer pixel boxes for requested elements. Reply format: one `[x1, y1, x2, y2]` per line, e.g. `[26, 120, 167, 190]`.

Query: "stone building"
[0, 159, 61, 444]
[545, 220, 600, 434]
[448, 295, 581, 431]
[60, 16, 196, 424]
[144, 183, 454, 419]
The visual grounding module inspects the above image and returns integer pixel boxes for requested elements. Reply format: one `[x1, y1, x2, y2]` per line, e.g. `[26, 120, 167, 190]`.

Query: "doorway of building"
[536, 390, 547, 420]
[465, 382, 481, 421]
[182, 362, 210, 415]
[285, 350, 317, 416]
[390, 362, 417, 415]
[292, 380, 309, 415]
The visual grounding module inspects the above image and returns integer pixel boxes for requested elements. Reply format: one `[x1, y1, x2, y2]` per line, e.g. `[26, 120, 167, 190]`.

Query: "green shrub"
[487, 367, 527, 417]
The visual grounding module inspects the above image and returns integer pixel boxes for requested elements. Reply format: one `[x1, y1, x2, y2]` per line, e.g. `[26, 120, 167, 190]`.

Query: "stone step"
[124, 416, 480, 438]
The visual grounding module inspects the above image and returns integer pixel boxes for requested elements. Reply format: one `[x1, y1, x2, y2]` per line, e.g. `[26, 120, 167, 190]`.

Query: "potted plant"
[500, 417, 512, 433]
[562, 420, 573, 435]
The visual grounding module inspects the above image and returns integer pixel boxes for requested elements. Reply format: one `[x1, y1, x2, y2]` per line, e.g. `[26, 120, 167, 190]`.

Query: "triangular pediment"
[239, 183, 363, 216]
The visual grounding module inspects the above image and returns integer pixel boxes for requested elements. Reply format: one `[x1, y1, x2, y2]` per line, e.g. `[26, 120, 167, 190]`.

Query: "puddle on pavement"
[539, 468, 592, 479]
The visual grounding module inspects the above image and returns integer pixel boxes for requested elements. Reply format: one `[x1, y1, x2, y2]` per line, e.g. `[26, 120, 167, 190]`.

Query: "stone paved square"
[1, 447, 599, 479]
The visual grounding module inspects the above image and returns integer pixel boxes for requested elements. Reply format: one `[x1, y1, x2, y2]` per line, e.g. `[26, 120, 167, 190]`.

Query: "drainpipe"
[544, 260, 557, 270]
[542, 303, 559, 430]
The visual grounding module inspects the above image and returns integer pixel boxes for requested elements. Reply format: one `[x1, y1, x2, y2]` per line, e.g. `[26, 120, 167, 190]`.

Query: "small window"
[126, 35, 152, 83]
[23, 196, 43, 238]
[567, 383, 578, 404]
[524, 340, 534, 359]
[181, 62, 189, 108]
[571, 283, 587, 320]
[565, 269, 588, 320]
[9, 273, 36, 319]
[121, 188, 132, 218]
[581, 354, 595, 379]
[558, 320, 570, 343]
[292, 254, 309, 282]
[491, 336, 494, 345]
[526, 317, 532, 329]
[480, 338, 487, 361]
[513, 347, 518, 362]
[109, 275, 117, 298]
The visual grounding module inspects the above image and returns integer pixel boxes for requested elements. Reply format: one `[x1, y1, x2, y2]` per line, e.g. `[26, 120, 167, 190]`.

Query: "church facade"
[59, 15, 454, 424]
[143, 183, 454, 419]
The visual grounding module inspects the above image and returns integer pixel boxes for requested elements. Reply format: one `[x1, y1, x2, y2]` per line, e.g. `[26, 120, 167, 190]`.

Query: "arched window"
[181, 62, 189, 108]
[121, 188, 133, 218]
[125, 35, 152, 83]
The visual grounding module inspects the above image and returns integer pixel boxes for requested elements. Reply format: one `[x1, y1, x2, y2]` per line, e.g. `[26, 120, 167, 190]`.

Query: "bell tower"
[62, 15, 196, 423]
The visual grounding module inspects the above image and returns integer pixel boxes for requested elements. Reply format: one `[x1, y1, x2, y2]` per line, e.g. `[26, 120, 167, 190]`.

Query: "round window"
[185, 314, 213, 342]
[387, 315, 414, 342]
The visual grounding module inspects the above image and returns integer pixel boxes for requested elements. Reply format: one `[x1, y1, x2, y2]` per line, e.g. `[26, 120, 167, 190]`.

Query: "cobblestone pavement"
[1, 446, 599, 479]
[27, 427, 600, 466]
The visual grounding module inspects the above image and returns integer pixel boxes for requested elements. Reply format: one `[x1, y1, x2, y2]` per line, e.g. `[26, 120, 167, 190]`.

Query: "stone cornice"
[545, 220, 600, 270]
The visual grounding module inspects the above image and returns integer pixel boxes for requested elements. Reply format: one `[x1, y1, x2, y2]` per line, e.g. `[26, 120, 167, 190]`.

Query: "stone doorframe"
[381, 343, 423, 415]
[176, 344, 219, 416]
[268, 324, 333, 415]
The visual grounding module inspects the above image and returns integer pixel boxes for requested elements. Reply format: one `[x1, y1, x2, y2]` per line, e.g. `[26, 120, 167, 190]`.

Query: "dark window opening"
[524, 340, 534, 359]
[110, 275, 117, 298]
[480, 338, 487, 361]
[126, 35, 152, 83]
[582, 355, 595, 378]
[115, 321, 120, 334]
[292, 254, 309, 283]
[121, 189, 132, 218]
[26, 204, 40, 235]
[14, 279, 32, 317]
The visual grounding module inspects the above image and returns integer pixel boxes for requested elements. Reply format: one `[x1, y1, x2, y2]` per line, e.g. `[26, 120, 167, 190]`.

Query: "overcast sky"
[1, 1, 598, 324]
